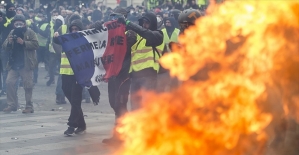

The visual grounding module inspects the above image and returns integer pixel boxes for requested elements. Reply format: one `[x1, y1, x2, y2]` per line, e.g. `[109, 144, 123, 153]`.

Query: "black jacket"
[127, 12, 163, 48]
[53, 19, 84, 45]
[117, 30, 136, 80]
[126, 12, 164, 78]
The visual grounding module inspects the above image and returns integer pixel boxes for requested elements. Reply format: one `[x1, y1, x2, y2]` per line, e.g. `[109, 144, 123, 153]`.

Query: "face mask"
[54, 20, 62, 31]
[55, 20, 62, 26]
[130, 10, 134, 14]
[14, 26, 26, 35]
[6, 10, 16, 18]
[52, 16, 57, 22]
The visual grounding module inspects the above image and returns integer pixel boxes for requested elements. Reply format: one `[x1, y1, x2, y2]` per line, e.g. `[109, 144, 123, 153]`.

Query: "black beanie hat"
[113, 7, 128, 18]
[6, 3, 15, 11]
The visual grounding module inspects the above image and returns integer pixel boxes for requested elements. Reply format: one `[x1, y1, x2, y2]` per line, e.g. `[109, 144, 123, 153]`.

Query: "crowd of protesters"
[0, 0, 206, 144]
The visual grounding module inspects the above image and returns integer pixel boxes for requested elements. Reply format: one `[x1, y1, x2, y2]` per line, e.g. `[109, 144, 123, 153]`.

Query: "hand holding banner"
[57, 20, 127, 87]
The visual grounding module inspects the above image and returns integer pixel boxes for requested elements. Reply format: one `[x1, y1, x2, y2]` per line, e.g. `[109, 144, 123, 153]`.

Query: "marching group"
[0, 0, 204, 144]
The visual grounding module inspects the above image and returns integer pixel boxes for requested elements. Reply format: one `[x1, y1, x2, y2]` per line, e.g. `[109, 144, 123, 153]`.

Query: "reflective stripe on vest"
[50, 22, 54, 39]
[37, 23, 48, 46]
[48, 22, 55, 53]
[161, 28, 180, 44]
[4, 17, 13, 27]
[130, 35, 164, 73]
[60, 24, 74, 75]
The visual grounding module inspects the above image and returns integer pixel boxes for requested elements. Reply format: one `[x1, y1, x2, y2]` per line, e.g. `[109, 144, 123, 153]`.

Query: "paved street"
[0, 66, 119, 155]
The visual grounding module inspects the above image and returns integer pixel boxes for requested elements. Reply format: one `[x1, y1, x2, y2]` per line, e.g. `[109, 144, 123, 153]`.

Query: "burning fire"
[114, 1, 299, 155]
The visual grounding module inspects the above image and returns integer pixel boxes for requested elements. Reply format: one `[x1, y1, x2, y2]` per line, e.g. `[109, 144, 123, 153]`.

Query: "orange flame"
[115, 1, 299, 155]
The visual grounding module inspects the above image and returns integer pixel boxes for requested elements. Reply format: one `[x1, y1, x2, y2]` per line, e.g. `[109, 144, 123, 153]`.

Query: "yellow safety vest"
[130, 35, 164, 73]
[147, 0, 159, 10]
[50, 22, 54, 39]
[48, 22, 55, 53]
[60, 24, 74, 75]
[161, 28, 180, 44]
[26, 20, 32, 27]
[37, 23, 48, 47]
[4, 17, 13, 27]
[198, 0, 207, 5]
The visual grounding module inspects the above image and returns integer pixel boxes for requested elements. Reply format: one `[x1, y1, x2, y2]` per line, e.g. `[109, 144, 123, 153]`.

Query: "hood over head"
[138, 12, 157, 31]
[5, 3, 16, 18]
[6, 3, 15, 11]
[163, 17, 176, 29]
[91, 10, 103, 22]
[56, 15, 65, 25]
[69, 19, 84, 32]
[67, 13, 81, 25]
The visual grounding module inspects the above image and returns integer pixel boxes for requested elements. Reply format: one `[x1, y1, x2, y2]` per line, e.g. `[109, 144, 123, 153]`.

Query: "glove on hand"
[117, 16, 127, 25]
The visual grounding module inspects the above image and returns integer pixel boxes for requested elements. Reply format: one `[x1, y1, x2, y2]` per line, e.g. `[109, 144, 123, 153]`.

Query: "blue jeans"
[1, 50, 9, 92]
[130, 76, 157, 110]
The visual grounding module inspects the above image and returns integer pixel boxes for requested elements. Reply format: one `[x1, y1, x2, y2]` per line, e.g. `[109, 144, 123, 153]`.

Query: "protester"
[101, 7, 136, 145]
[0, 3, 16, 97]
[119, 12, 164, 110]
[34, 13, 50, 84]
[53, 18, 88, 136]
[157, 17, 180, 92]
[52, 15, 67, 104]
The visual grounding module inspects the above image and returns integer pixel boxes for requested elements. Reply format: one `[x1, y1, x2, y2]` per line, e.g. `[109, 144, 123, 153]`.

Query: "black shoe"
[102, 137, 122, 145]
[46, 78, 54, 86]
[74, 127, 86, 134]
[64, 127, 75, 136]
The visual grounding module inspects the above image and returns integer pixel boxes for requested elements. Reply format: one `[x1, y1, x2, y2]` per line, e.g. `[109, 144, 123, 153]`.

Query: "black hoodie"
[127, 12, 163, 47]
[52, 14, 81, 53]
[126, 12, 164, 77]
[138, 12, 157, 31]
[163, 17, 177, 39]
[68, 19, 84, 33]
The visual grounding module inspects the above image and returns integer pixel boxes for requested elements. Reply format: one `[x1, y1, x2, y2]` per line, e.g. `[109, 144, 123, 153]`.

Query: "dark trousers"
[62, 75, 85, 128]
[48, 52, 59, 81]
[108, 75, 130, 120]
[130, 76, 157, 110]
[55, 74, 65, 97]
[1, 50, 9, 92]
[34, 46, 49, 82]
